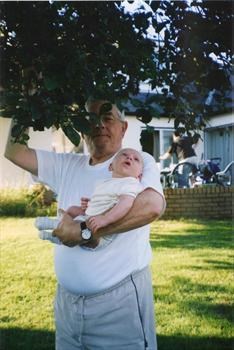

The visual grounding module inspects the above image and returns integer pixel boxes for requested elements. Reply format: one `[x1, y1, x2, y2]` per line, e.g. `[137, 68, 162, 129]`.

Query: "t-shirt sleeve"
[141, 151, 164, 197]
[140, 151, 166, 213]
[33, 150, 74, 194]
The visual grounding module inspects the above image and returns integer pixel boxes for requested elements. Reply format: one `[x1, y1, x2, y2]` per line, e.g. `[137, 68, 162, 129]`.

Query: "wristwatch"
[80, 221, 92, 242]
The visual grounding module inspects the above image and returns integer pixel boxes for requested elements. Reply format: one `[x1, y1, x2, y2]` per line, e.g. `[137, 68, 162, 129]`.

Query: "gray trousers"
[54, 266, 157, 350]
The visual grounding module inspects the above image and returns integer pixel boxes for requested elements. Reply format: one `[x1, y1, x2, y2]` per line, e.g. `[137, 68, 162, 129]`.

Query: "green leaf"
[62, 125, 81, 146]
[71, 117, 91, 134]
[11, 124, 24, 138]
[44, 77, 59, 91]
[33, 120, 45, 131]
[30, 103, 42, 120]
[0, 108, 14, 118]
[130, 98, 143, 108]
[136, 108, 152, 124]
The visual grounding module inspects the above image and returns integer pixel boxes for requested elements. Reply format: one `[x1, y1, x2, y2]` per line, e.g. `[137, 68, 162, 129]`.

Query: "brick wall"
[163, 186, 233, 219]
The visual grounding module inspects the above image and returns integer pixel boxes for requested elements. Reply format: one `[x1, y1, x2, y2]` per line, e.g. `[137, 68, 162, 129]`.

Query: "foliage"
[0, 186, 57, 217]
[0, 1, 232, 145]
[0, 218, 233, 349]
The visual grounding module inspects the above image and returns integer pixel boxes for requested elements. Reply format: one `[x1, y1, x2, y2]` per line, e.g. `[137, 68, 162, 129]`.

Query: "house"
[138, 112, 233, 171]
[0, 108, 233, 188]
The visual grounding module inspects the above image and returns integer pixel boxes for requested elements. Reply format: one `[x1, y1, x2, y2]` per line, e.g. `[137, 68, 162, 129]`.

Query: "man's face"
[84, 100, 128, 156]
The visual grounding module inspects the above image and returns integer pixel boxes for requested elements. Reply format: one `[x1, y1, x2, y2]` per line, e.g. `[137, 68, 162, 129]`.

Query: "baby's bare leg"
[35, 216, 85, 244]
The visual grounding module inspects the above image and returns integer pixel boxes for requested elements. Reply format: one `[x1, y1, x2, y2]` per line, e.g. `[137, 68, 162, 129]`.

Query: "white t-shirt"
[35, 149, 165, 295]
[86, 177, 143, 216]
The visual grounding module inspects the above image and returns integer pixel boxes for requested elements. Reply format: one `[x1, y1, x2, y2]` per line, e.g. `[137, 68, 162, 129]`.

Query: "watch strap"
[80, 221, 92, 241]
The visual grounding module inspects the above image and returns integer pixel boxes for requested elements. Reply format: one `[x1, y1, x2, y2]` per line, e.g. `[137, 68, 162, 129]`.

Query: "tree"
[0, 1, 232, 145]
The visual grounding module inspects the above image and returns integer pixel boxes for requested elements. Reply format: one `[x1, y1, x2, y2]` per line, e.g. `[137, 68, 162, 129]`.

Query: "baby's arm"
[66, 198, 90, 217]
[66, 204, 86, 218]
[87, 195, 135, 233]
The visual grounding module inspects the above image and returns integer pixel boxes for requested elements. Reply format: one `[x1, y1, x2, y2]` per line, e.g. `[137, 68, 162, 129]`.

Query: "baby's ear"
[109, 163, 113, 172]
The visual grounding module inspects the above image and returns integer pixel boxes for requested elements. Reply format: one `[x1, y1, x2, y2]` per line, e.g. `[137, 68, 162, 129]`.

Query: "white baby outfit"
[86, 176, 143, 215]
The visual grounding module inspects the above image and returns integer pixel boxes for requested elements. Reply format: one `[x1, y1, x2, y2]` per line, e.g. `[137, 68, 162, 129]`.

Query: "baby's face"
[110, 148, 143, 179]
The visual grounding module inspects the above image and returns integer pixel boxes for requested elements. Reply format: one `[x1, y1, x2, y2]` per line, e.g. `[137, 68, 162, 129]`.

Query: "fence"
[163, 186, 233, 219]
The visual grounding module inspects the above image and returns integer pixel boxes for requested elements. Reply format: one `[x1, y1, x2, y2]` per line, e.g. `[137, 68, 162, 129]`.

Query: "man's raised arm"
[4, 119, 38, 176]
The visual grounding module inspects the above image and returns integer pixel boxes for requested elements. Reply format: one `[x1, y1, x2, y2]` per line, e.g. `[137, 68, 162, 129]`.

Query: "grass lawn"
[151, 220, 233, 350]
[0, 218, 233, 350]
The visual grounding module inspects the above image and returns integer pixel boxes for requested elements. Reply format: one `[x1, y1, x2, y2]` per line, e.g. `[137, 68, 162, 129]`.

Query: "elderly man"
[5, 98, 165, 350]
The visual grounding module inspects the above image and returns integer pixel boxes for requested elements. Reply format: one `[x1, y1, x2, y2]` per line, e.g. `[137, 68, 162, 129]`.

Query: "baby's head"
[109, 148, 143, 180]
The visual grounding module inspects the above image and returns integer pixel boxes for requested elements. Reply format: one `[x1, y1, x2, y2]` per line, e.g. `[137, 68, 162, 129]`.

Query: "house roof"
[120, 92, 164, 116]
[121, 84, 233, 118]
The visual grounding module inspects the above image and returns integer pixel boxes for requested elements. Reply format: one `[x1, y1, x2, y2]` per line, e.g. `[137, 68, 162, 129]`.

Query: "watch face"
[81, 228, 92, 240]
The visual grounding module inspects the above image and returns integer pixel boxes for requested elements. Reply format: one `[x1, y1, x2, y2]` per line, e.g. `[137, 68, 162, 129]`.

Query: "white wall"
[122, 117, 142, 149]
[0, 118, 53, 188]
[123, 116, 175, 149]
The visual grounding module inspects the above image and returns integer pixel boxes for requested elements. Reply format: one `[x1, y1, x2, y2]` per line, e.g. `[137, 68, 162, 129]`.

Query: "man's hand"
[53, 209, 100, 248]
[87, 215, 107, 234]
[53, 211, 81, 247]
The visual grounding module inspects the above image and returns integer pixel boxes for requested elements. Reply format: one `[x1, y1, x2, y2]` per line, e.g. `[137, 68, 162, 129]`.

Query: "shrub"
[0, 185, 57, 217]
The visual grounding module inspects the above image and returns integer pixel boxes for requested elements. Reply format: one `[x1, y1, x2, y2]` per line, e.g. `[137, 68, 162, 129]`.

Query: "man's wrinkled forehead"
[85, 99, 124, 121]
[85, 99, 107, 112]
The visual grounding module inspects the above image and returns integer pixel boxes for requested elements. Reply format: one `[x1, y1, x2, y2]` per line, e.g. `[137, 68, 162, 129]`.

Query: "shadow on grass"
[150, 222, 233, 251]
[154, 276, 233, 324]
[184, 301, 234, 324]
[157, 334, 233, 350]
[171, 276, 229, 294]
[0, 328, 55, 350]
[186, 259, 234, 271]
[203, 259, 234, 270]
[0, 327, 232, 350]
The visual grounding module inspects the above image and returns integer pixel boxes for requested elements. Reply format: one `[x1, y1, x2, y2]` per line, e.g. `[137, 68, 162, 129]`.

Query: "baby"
[35, 148, 144, 246]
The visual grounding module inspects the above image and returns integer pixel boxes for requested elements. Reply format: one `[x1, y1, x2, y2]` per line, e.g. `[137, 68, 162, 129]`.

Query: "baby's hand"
[81, 197, 90, 211]
[87, 215, 107, 234]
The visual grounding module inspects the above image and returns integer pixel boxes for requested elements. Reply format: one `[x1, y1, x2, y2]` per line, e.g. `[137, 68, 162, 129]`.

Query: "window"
[141, 128, 175, 169]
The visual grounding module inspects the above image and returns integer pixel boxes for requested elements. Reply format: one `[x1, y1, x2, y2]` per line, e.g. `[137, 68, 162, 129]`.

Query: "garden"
[0, 2, 232, 349]
[0, 205, 232, 349]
